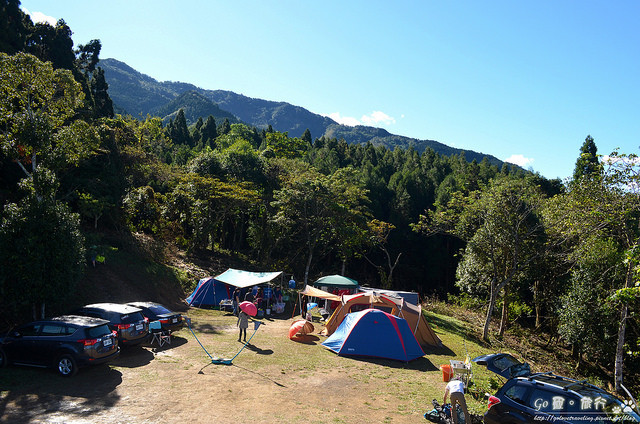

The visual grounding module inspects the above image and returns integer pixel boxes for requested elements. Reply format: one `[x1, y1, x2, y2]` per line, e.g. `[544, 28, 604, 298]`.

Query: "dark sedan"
[0, 315, 119, 377]
[74, 303, 149, 346]
[126, 302, 184, 333]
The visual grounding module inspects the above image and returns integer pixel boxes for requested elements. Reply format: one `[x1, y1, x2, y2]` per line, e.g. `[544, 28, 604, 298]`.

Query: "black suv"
[473, 353, 640, 423]
[126, 302, 184, 333]
[0, 315, 119, 377]
[75, 303, 149, 346]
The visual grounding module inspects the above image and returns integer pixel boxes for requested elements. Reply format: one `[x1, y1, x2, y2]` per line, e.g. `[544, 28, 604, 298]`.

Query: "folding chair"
[149, 321, 171, 347]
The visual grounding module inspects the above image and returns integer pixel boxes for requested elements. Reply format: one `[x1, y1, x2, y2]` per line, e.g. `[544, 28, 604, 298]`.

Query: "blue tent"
[185, 277, 232, 308]
[322, 309, 424, 362]
[186, 269, 283, 308]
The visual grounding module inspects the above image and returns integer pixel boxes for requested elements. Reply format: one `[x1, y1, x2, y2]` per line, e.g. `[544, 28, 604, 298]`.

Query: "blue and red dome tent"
[322, 308, 424, 362]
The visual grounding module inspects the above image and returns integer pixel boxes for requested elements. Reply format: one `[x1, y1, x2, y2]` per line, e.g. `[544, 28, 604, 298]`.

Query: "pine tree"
[572, 135, 600, 182]
[172, 109, 191, 146]
[219, 118, 231, 135]
[201, 115, 217, 148]
[91, 67, 113, 118]
[302, 128, 312, 144]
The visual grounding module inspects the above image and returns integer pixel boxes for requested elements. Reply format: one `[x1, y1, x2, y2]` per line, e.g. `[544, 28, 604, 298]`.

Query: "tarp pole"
[185, 317, 215, 361]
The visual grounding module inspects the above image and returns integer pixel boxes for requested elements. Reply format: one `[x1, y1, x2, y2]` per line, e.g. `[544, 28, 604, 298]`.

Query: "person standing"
[244, 287, 254, 303]
[443, 376, 470, 424]
[237, 309, 249, 342]
[301, 295, 308, 319]
[232, 287, 241, 316]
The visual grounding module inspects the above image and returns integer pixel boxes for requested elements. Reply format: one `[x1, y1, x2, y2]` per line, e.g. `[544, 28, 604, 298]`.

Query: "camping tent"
[359, 286, 419, 306]
[185, 277, 231, 308]
[322, 309, 424, 362]
[321, 292, 442, 348]
[186, 269, 282, 308]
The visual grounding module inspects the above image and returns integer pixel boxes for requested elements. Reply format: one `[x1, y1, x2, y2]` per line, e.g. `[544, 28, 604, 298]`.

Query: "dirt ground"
[0, 311, 455, 424]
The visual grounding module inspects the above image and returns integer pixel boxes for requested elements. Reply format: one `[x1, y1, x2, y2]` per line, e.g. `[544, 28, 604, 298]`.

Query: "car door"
[8, 323, 42, 365]
[35, 323, 67, 365]
[472, 353, 531, 378]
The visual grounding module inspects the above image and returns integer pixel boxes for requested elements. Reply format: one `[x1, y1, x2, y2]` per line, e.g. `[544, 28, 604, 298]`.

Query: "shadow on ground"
[0, 365, 122, 424]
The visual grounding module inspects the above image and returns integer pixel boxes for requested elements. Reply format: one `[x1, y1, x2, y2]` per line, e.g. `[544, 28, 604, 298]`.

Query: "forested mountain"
[100, 58, 505, 167]
[154, 90, 238, 126]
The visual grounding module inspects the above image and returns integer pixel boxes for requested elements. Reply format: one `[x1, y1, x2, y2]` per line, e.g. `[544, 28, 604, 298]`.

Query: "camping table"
[450, 359, 472, 386]
[219, 299, 233, 312]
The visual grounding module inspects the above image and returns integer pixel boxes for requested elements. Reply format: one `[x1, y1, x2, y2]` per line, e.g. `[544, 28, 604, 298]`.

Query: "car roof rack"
[563, 380, 588, 391]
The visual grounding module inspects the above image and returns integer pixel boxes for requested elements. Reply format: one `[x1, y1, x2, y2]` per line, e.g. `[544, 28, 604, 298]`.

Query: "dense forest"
[1, 0, 639, 392]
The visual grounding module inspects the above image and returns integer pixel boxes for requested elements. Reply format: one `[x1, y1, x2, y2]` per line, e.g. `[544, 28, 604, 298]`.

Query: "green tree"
[301, 128, 312, 144]
[218, 118, 231, 135]
[365, 219, 401, 288]
[200, 115, 217, 148]
[74, 39, 101, 76]
[545, 152, 640, 392]
[0, 168, 85, 320]
[0, 52, 97, 180]
[0, 0, 29, 54]
[270, 165, 370, 284]
[90, 67, 114, 118]
[165, 175, 259, 251]
[26, 19, 75, 71]
[265, 131, 308, 159]
[572, 135, 601, 182]
[414, 177, 546, 340]
[168, 108, 191, 146]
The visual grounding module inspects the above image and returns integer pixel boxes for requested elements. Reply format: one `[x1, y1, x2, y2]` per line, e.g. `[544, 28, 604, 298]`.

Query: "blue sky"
[20, 1, 640, 181]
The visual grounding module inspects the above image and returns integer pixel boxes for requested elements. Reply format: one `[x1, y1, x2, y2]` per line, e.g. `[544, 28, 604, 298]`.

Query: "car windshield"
[119, 312, 144, 324]
[87, 324, 113, 338]
[148, 305, 172, 315]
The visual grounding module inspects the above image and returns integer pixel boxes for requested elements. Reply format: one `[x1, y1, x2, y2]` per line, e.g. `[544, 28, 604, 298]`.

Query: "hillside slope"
[153, 90, 239, 125]
[100, 58, 507, 167]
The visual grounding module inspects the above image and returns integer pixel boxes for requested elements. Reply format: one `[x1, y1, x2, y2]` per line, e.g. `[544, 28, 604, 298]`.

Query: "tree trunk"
[615, 262, 634, 393]
[615, 305, 627, 393]
[499, 288, 509, 336]
[303, 247, 313, 286]
[341, 259, 346, 276]
[533, 280, 542, 329]
[483, 281, 498, 341]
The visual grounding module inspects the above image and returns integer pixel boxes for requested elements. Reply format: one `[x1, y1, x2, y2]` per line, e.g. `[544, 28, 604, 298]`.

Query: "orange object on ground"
[441, 364, 453, 382]
[288, 319, 315, 339]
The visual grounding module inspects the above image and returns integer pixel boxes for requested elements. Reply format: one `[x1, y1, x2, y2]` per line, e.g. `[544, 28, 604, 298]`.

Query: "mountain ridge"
[100, 58, 506, 167]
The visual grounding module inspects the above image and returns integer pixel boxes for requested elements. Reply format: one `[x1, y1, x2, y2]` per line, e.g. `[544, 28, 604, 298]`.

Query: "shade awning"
[214, 268, 282, 288]
[300, 285, 342, 301]
[312, 275, 358, 288]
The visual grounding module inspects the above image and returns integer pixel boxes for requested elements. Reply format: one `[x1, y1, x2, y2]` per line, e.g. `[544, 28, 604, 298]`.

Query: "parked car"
[0, 315, 119, 377]
[74, 303, 149, 346]
[126, 302, 184, 333]
[473, 353, 640, 423]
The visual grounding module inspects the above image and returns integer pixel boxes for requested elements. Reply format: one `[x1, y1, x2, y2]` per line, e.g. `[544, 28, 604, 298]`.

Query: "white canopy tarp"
[214, 268, 282, 288]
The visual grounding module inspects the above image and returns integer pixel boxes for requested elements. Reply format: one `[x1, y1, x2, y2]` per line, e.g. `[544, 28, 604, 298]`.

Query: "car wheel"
[56, 354, 77, 377]
[0, 347, 7, 368]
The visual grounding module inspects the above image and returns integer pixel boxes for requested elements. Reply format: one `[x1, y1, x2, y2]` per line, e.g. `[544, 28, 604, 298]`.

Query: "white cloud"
[325, 110, 396, 127]
[505, 154, 534, 167]
[326, 112, 361, 126]
[361, 111, 396, 126]
[21, 8, 57, 26]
